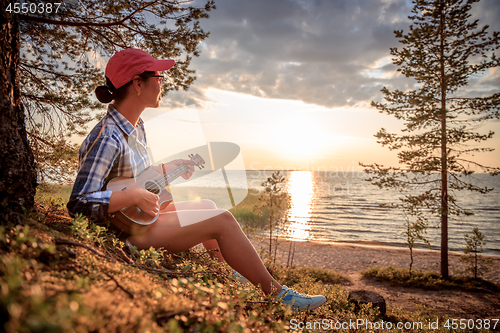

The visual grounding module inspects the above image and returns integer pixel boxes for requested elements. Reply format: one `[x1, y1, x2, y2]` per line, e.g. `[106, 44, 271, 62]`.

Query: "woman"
[67, 48, 326, 311]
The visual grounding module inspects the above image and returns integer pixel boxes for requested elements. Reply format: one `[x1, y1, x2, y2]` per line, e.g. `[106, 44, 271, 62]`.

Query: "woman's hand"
[134, 188, 160, 217]
[162, 159, 195, 179]
[109, 187, 159, 216]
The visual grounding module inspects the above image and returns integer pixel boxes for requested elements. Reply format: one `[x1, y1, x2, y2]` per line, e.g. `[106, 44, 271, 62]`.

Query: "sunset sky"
[142, 0, 500, 171]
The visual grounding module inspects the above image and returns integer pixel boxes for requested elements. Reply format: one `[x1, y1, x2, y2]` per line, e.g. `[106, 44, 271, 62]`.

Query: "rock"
[348, 290, 386, 316]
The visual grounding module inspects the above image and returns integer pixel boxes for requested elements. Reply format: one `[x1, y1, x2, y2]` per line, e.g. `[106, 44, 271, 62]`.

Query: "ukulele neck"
[161, 163, 191, 186]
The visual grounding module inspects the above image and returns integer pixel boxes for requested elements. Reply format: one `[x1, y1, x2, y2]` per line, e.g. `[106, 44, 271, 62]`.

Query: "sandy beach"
[270, 240, 500, 284]
[251, 238, 500, 319]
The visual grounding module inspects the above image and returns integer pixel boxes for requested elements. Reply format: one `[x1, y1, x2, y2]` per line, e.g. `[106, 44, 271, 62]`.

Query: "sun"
[274, 116, 329, 158]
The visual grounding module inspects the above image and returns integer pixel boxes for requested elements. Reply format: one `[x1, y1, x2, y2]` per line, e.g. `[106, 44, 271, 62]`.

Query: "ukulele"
[106, 154, 205, 235]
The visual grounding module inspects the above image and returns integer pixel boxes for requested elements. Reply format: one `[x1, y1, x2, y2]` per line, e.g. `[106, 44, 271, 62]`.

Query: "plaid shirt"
[67, 105, 151, 221]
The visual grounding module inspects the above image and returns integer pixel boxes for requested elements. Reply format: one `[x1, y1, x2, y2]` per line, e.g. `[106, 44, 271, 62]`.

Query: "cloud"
[164, 0, 500, 109]
[471, 0, 500, 32]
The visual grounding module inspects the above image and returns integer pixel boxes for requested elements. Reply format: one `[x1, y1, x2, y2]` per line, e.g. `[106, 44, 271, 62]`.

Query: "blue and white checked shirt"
[67, 105, 151, 221]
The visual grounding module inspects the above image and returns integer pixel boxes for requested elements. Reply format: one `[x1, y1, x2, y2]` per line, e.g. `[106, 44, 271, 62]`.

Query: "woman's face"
[142, 71, 163, 108]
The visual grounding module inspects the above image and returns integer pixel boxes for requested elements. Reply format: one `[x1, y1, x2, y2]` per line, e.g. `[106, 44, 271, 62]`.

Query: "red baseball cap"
[105, 48, 175, 89]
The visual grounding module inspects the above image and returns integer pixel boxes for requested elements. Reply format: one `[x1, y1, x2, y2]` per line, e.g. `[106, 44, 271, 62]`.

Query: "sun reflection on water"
[285, 171, 314, 241]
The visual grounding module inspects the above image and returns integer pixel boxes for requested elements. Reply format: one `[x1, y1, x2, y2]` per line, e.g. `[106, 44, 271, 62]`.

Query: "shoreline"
[253, 235, 500, 258]
[305, 239, 500, 258]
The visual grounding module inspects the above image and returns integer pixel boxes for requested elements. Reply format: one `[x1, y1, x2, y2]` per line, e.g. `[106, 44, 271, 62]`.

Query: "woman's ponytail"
[95, 77, 134, 103]
[95, 84, 114, 103]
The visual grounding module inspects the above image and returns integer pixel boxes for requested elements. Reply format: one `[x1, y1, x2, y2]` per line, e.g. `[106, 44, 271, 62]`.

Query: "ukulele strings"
[143, 163, 192, 192]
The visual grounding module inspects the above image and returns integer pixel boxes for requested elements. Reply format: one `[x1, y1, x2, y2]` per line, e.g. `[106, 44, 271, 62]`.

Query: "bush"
[360, 266, 498, 291]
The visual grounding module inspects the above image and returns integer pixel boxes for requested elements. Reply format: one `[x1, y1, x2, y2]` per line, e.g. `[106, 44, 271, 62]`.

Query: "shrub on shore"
[360, 266, 498, 292]
[459, 227, 493, 280]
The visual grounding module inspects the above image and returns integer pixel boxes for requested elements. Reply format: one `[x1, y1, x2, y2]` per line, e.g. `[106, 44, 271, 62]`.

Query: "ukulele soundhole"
[144, 181, 160, 195]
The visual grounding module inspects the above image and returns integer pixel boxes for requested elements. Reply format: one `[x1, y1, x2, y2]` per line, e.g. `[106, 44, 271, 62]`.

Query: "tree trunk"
[409, 245, 413, 275]
[269, 197, 273, 256]
[0, 4, 37, 224]
[439, 2, 449, 280]
[440, 118, 449, 280]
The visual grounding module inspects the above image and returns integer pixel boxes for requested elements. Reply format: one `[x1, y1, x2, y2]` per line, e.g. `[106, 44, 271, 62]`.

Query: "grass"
[153, 185, 270, 229]
[4, 185, 493, 332]
[1, 203, 289, 332]
[230, 192, 270, 229]
[36, 183, 73, 204]
[268, 265, 349, 286]
[360, 266, 499, 292]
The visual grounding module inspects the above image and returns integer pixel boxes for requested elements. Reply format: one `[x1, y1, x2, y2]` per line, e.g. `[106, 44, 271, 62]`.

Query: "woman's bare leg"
[127, 208, 281, 295]
[162, 199, 225, 262]
[200, 239, 224, 262]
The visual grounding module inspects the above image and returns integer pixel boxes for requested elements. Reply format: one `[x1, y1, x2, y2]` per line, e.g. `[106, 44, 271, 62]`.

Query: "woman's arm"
[67, 133, 119, 220]
[162, 159, 195, 179]
[108, 188, 160, 217]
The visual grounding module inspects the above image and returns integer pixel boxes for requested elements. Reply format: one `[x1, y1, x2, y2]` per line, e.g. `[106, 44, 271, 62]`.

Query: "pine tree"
[459, 227, 492, 279]
[363, 0, 500, 279]
[18, 0, 215, 183]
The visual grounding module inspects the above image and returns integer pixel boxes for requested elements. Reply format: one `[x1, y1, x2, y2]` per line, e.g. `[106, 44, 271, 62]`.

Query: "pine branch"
[103, 271, 134, 299]
[85, 25, 128, 49]
[19, 1, 158, 27]
[455, 158, 500, 171]
[55, 238, 117, 262]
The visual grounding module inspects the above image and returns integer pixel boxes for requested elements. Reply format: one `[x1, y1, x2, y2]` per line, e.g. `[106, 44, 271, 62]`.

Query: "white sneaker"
[276, 285, 326, 312]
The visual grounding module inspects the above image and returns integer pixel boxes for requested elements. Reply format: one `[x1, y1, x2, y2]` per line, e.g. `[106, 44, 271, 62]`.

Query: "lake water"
[176, 170, 500, 256]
